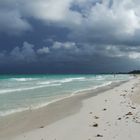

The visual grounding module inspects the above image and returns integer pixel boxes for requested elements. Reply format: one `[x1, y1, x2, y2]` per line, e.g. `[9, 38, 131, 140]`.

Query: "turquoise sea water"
[0, 74, 131, 116]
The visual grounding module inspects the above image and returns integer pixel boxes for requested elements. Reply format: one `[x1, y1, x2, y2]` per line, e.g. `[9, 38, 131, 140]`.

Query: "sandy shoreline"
[1, 77, 140, 140]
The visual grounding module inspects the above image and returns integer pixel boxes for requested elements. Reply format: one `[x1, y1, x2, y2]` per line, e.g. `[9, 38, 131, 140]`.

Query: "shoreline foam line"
[0, 79, 128, 117]
[0, 83, 62, 95]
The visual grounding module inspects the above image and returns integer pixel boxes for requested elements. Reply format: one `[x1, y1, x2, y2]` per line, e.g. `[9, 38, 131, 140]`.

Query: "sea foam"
[0, 74, 130, 117]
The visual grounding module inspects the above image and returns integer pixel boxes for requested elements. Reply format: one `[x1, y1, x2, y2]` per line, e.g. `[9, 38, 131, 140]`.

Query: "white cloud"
[10, 42, 36, 62]
[69, 0, 140, 44]
[52, 41, 77, 50]
[93, 44, 140, 60]
[128, 52, 140, 59]
[37, 47, 50, 54]
[17, 0, 83, 28]
[1, 0, 140, 38]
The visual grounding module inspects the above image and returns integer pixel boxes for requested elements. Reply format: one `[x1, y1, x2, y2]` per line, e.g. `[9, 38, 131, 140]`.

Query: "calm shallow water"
[0, 74, 131, 116]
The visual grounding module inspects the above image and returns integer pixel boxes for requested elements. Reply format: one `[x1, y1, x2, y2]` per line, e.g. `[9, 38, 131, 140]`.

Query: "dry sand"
[1, 76, 140, 140]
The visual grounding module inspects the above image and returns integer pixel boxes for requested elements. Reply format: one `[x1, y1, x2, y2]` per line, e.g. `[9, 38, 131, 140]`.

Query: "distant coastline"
[0, 70, 140, 75]
[128, 70, 140, 74]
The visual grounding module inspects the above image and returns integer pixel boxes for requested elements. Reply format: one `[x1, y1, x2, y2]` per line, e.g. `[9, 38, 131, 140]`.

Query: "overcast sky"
[0, 0, 140, 74]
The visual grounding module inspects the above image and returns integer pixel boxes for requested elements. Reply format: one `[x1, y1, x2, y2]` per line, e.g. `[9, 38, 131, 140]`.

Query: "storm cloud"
[0, 0, 140, 73]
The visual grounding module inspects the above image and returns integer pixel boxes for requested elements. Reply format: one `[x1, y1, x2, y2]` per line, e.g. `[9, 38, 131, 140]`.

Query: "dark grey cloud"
[10, 42, 37, 63]
[0, 41, 140, 72]
[0, 0, 31, 35]
[0, 0, 140, 73]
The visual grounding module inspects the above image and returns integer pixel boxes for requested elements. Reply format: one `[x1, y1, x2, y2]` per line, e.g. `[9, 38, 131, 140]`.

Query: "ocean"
[0, 74, 131, 117]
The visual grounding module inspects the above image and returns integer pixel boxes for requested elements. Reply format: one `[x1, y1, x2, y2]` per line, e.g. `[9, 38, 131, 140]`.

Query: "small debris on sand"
[94, 116, 99, 119]
[120, 94, 126, 97]
[118, 117, 121, 120]
[131, 106, 136, 109]
[133, 117, 136, 120]
[40, 126, 44, 128]
[126, 112, 133, 116]
[89, 112, 93, 114]
[93, 123, 98, 127]
[103, 108, 107, 111]
[96, 134, 103, 137]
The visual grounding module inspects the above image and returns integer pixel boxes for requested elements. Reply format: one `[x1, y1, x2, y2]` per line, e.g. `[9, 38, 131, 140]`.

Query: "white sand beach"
[1, 76, 140, 140]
